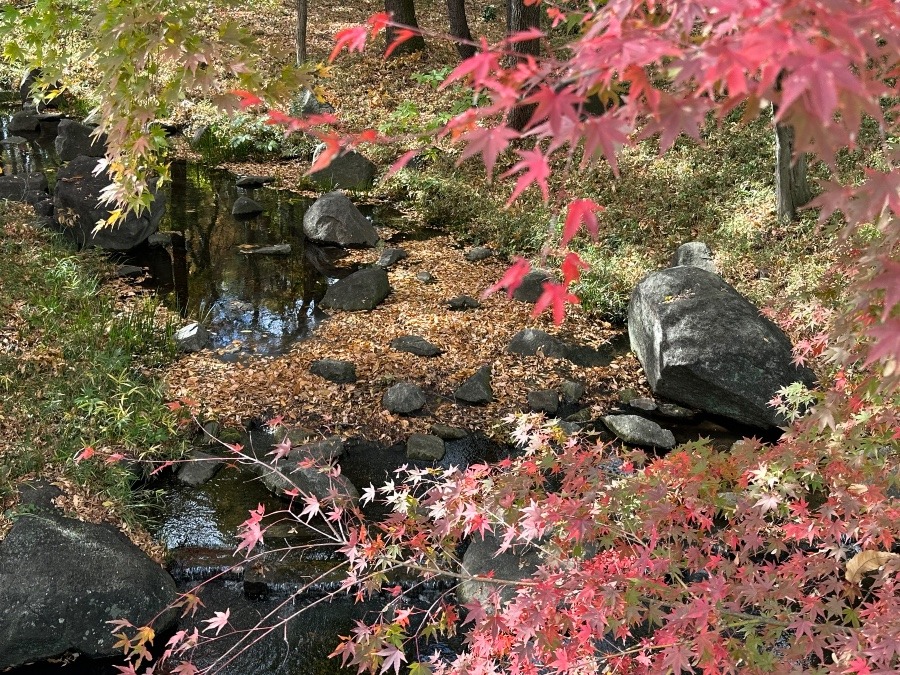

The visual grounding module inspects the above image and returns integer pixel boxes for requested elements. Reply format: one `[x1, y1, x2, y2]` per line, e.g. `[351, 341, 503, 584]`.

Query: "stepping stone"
[465, 246, 493, 261]
[390, 335, 442, 357]
[448, 295, 481, 311]
[309, 359, 357, 384]
[377, 247, 408, 268]
[232, 196, 264, 217]
[455, 365, 493, 405]
[175, 323, 209, 353]
[416, 270, 436, 284]
[657, 402, 696, 419]
[527, 389, 559, 415]
[321, 267, 391, 311]
[602, 414, 675, 450]
[382, 382, 426, 414]
[239, 244, 291, 255]
[1, 136, 27, 145]
[407, 434, 445, 461]
[430, 423, 467, 440]
[628, 397, 658, 413]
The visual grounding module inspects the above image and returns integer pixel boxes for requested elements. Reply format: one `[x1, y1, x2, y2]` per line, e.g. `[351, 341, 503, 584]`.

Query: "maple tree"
[13, 0, 900, 672]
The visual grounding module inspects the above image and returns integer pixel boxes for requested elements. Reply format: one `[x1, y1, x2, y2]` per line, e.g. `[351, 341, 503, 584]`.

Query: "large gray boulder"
[0, 483, 177, 669]
[303, 192, 379, 247]
[54, 155, 165, 250]
[628, 266, 815, 428]
[321, 267, 390, 311]
[309, 145, 377, 191]
[55, 119, 107, 162]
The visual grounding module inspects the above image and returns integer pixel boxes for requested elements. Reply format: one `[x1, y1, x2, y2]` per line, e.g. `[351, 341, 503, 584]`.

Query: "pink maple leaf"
[457, 125, 520, 179]
[561, 199, 604, 246]
[377, 644, 407, 675]
[268, 438, 292, 462]
[201, 609, 230, 635]
[864, 318, 900, 366]
[864, 259, 900, 320]
[532, 281, 580, 325]
[442, 39, 500, 90]
[75, 446, 95, 463]
[501, 149, 551, 205]
[525, 85, 581, 135]
[171, 663, 199, 675]
[329, 25, 369, 62]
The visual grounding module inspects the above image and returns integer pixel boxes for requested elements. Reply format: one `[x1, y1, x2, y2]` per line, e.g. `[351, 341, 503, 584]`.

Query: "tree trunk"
[506, 0, 541, 131]
[385, 0, 426, 58]
[296, 0, 308, 64]
[447, 0, 475, 60]
[774, 118, 812, 222]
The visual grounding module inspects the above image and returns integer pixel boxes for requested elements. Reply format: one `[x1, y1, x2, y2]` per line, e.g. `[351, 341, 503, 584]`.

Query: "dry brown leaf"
[845, 550, 900, 584]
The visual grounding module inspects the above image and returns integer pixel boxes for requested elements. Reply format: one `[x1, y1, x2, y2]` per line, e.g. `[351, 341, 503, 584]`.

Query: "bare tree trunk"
[774, 114, 812, 222]
[447, 0, 475, 60]
[506, 0, 541, 131]
[385, 0, 426, 58]
[296, 0, 308, 64]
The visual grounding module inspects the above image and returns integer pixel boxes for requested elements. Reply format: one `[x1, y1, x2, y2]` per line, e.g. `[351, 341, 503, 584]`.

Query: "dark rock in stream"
[235, 174, 275, 188]
[232, 195, 264, 217]
[406, 434, 445, 461]
[55, 119, 107, 161]
[54, 155, 165, 250]
[458, 533, 542, 608]
[0, 482, 177, 669]
[0, 173, 48, 202]
[254, 436, 359, 504]
[303, 191, 379, 247]
[177, 451, 224, 486]
[8, 109, 40, 133]
[320, 266, 390, 311]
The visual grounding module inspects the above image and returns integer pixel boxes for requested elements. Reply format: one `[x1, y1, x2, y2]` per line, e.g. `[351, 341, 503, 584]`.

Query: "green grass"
[383, 112, 850, 321]
[0, 205, 185, 526]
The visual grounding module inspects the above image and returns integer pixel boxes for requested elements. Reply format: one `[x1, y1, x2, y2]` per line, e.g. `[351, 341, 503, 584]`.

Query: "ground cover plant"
[0, 203, 184, 536]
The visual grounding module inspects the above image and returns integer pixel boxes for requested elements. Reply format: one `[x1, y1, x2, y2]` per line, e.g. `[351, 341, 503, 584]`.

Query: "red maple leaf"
[457, 125, 520, 179]
[482, 257, 531, 299]
[74, 446, 95, 463]
[561, 252, 589, 287]
[532, 281, 580, 325]
[525, 85, 581, 135]
[330, 25, 369, 62]
[385, 28, 419, 59]
[561, 199, 604, 246]
[501, 149, 551, 205]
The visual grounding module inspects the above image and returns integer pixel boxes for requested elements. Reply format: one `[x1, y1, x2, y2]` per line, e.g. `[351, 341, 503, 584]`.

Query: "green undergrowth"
[382, 113, 848, 322]
[0, 205, 185, 528]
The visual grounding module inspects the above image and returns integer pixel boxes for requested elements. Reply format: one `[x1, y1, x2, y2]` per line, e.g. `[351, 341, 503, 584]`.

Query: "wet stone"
[232, 196, 264, 217]
[448, 295, 481, 311]
[309, 359, 357, 384]
[657, 402, 696, 419]
[1, 135, 27, 144]
[430, 423, 467, 440]
[8, 110, 40, 133]
[176, 451, 224, 486]
[235, 175, 275, 188]
[407, 434, 445, 461]
[527, 389, 559, 415]
[382, 382, 426, 414]
[390, 335, 442, 357]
